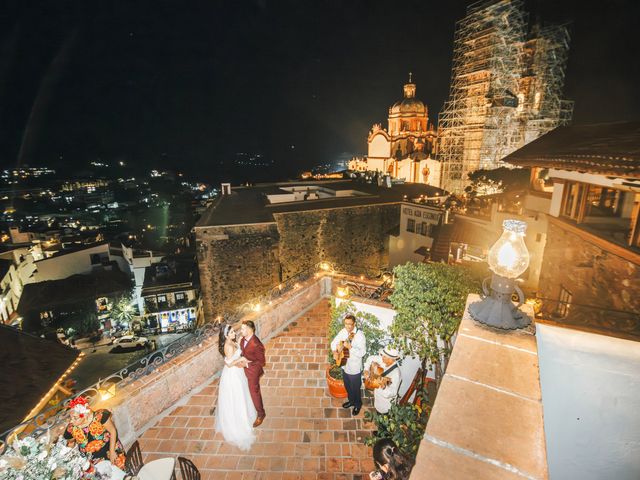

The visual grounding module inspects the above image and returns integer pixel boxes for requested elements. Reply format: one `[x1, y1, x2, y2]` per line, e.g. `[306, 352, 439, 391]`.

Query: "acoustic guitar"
[364, 361, 397, 390]
[333, 332, 355, 367]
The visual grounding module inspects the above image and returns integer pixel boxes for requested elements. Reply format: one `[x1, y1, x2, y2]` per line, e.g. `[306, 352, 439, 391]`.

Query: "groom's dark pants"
[247, 371, 265, 418]
[342, 371, 362, 408]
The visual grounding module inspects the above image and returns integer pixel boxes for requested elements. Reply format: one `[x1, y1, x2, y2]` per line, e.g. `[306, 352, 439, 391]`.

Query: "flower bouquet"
[0, 434, 95, 480]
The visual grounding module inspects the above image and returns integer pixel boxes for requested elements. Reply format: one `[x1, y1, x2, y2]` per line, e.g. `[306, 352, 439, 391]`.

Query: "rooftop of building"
[18, 268, 131, 315]
[34, 240, 109, 262]
[196, 179, 446, 227]
[503, 121, 640, 178]
[142, 255, 198, 291]
[0, 324, 80, 433]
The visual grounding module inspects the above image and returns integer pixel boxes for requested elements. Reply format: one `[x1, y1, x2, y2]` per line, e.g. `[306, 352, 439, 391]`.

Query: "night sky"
[0, 0, 638, 181]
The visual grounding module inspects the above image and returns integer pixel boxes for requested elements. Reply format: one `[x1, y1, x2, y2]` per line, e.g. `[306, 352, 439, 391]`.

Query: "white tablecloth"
[137, 457, 176, 480]
[95, 460, 126, 480]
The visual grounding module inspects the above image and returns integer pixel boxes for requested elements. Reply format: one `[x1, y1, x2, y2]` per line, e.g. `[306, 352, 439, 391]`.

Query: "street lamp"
[469, 219, 532, 329]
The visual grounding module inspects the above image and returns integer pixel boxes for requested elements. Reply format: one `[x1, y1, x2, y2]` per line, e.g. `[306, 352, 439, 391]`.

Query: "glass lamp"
[469, 220, 532, 329]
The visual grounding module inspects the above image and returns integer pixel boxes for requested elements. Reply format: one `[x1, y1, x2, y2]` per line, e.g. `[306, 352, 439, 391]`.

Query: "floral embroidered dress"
[63, 409, 126, 469]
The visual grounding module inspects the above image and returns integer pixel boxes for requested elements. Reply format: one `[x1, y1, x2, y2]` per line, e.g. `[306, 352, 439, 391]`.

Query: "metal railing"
[533, 296, 640, 340]
[0, 261, 393, 453]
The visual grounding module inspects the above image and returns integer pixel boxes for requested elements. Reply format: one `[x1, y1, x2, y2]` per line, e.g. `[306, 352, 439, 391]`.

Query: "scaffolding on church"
[437, 0, 573, 194]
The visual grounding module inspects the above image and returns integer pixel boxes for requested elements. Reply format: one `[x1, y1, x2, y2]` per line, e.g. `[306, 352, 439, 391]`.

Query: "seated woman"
[369, 438, 414, 480]
[63, 396, 126, 470]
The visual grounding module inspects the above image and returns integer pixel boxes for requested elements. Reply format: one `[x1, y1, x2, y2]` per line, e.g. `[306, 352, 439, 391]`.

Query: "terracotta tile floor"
[138, 299, 376, 479]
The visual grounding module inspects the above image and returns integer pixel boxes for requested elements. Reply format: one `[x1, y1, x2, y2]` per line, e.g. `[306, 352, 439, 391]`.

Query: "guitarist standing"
[330, 314, 366, 415]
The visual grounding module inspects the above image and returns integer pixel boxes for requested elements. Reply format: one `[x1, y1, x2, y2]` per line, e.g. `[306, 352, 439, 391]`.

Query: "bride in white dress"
[215, 325, 257, 451]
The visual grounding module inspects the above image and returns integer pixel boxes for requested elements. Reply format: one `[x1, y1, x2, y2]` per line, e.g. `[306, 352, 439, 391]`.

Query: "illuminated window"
[556, 286, 572, 318]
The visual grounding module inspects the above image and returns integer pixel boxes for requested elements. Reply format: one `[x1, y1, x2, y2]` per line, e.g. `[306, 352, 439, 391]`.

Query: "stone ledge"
[411, 295, 547, 479]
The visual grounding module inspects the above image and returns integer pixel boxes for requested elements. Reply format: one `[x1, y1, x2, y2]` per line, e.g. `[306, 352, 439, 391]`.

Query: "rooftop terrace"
[138, 300, 377, 479]
[196, 180, 446, 227]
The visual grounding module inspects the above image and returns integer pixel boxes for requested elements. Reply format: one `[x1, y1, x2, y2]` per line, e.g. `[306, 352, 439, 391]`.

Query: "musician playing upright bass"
[363, 346, 402, 415]
[330, 314, 366, 415]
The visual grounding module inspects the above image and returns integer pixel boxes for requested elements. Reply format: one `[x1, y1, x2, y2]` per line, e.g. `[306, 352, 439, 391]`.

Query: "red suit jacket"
[241, 335, 266, 379]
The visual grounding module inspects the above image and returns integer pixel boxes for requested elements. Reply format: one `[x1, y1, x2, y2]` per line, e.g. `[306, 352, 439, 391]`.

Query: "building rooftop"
[18, 269, 131, 315]
[0, 325, 80, 433]
[142, 256, 198, 291]
[503, 121, 640, 178]
[196, 179, 446, 227]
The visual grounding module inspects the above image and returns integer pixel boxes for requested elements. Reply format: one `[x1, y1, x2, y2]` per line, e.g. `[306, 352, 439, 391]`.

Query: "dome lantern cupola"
[404, 72, 416, 98]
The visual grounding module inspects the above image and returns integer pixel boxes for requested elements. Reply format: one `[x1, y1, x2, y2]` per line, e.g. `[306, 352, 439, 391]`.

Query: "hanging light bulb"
[487, 220, 530, 278]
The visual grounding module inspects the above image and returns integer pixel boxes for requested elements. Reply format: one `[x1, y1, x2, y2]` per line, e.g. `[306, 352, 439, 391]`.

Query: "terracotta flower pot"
[326, 365, 348, 398]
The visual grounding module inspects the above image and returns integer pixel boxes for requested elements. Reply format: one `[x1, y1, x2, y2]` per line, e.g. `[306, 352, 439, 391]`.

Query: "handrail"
[0, 261, 393, 454]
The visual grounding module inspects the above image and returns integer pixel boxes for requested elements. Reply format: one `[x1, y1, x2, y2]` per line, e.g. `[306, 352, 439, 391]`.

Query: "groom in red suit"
[239, 320, 266, 427]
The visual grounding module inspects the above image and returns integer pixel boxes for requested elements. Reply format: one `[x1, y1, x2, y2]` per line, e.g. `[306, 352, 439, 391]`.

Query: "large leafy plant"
[327, 297, 386, 378]
[389, 262, 478, 386]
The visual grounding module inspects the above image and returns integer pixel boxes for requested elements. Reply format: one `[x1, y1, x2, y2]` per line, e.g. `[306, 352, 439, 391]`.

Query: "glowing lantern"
[469, 219, 532, 330]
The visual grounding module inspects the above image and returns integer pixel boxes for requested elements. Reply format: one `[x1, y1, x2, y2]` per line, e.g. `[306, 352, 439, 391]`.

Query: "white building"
[0, 248, 37, 324]
[389, 200, 446, 266]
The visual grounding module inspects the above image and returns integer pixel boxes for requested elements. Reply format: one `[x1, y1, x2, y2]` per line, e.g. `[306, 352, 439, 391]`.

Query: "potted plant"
[326, 297, 385, 398]
[364, 387, 429, 459]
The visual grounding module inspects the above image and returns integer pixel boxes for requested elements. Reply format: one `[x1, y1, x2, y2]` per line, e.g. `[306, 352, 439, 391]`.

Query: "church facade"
[349, 75, 441, 187]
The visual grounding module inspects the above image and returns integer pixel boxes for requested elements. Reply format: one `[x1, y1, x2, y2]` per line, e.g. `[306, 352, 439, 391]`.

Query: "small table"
[137, 457, 176, 480]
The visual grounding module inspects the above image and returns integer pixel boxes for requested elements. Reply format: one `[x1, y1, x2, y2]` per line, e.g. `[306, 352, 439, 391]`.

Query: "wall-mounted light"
[336, 286, 350, 298]
[99, 384, 116, 401]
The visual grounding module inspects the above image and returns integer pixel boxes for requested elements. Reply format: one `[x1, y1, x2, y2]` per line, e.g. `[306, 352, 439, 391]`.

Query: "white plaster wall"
[549, 182, 564, 217]
[369, 134, 391, 158]
[32, 244, 110, 282]
[537, 324, 640, 480]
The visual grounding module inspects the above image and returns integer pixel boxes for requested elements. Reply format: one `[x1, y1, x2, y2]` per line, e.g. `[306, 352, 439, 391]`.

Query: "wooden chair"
[178, 456, 201, 480]
[124, 440, 144, 476]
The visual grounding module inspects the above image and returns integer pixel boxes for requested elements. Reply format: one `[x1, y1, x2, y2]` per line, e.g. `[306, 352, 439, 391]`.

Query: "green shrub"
[364, 388, 429, 458]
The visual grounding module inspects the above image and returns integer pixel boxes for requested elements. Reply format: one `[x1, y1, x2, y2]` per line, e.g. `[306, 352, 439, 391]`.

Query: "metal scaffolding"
[437, 0, 573, 194]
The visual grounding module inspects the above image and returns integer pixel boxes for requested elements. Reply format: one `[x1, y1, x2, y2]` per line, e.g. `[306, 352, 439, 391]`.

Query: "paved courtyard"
[138, 299, 376, 479]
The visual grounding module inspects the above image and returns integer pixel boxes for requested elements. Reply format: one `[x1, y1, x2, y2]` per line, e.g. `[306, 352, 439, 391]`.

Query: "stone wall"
[103, 275, 330, 448]
[195, 204, 400, 321]
[539, 221, 640, 335]
[196, 224, 281, 317]
[275, 204, 400, 279]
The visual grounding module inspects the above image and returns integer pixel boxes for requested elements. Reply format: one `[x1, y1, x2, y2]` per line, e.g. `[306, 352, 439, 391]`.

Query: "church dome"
[390, 97, 426, 114]
[389, 73, 427, 115]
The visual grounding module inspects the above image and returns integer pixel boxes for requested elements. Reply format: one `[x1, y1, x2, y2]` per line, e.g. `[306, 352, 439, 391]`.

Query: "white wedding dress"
[215, 347, 257, 451]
